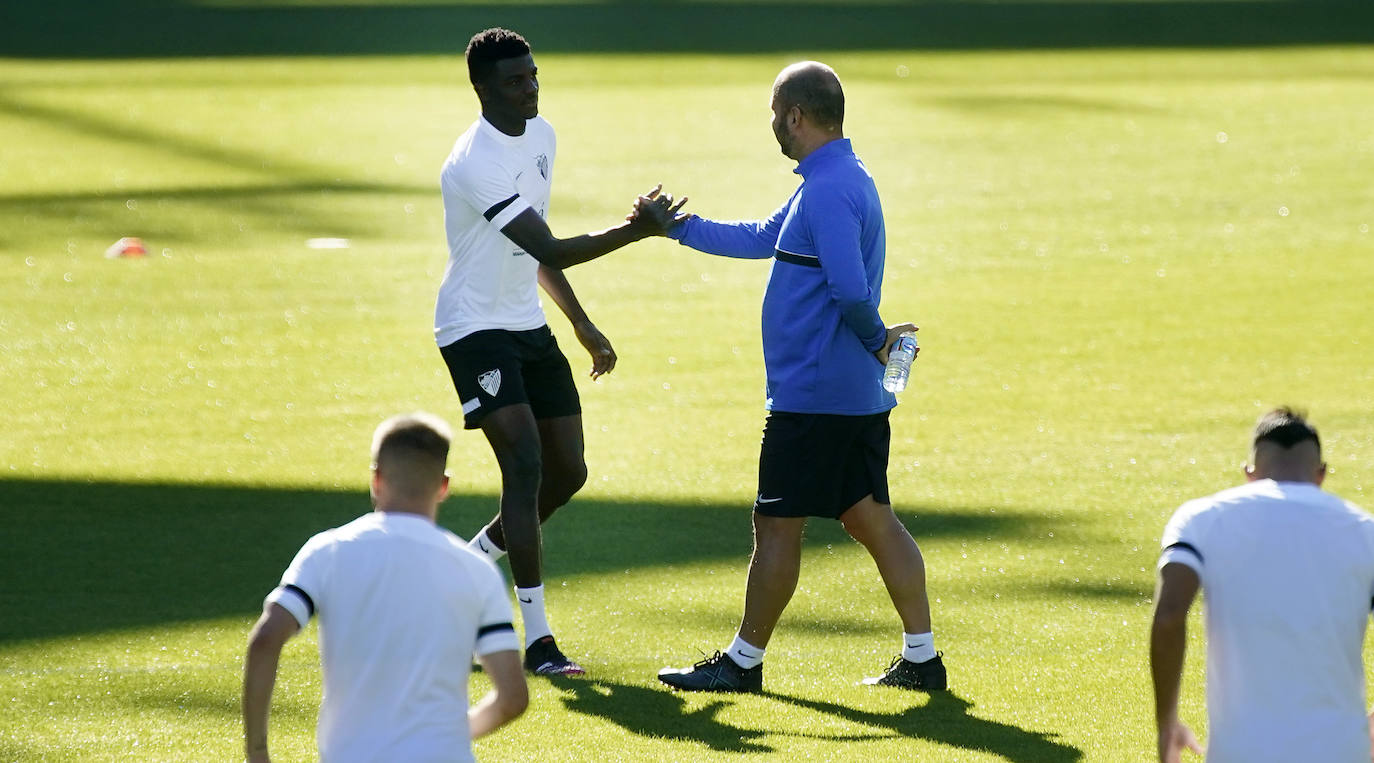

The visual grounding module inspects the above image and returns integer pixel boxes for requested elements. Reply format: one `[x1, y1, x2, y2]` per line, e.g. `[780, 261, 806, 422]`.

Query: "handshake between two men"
[626, 184, 691, 237]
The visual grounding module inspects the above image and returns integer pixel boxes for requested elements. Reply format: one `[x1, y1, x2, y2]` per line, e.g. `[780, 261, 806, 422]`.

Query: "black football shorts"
[439, 326, 581, 429]
[754, 410, 891, 519]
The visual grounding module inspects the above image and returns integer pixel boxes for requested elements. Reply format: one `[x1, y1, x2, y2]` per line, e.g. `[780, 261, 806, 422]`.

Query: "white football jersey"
[266, 512, 518, 763]
[1160, 480, 1374, 762]
[436, 115, 556, 347]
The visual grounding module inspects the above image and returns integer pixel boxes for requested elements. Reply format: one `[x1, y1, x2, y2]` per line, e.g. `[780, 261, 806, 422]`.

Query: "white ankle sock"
[902, 631, 937, 663]
[726, 634, 765, 669]
[516, 585, 551, 647]
[468, 528, 506, 562]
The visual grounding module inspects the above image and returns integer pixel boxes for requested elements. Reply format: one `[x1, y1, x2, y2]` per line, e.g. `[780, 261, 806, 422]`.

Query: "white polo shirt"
[266, 511, 518, 763]
[436, 115, 556, 347]
[1159, 479, 1374, 762]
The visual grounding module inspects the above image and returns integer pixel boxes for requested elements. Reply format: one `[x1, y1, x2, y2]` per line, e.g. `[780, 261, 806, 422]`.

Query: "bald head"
[1246, 407, 1325, 485]
[772, 61, 844, 132]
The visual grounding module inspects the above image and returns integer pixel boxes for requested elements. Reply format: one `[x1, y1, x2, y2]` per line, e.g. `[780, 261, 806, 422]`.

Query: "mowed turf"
[3, 26, 1374, 763]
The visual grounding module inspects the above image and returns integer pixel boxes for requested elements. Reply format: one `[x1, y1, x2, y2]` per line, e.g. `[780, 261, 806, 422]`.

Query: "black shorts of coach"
[439, 326, 581, 430]
[754, 410, 892, 519]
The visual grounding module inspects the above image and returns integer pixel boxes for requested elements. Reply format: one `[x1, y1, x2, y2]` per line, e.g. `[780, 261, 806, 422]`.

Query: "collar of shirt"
[793, 137, 853, 178]
[479, 115, 532, 146]
[372, 510, 438, 528]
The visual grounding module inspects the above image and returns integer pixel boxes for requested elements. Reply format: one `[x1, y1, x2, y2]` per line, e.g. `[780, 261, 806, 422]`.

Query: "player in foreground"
[243, 412, 527, 763]
[639, 61, 946, 693]
[1152, 407, 1374, 762]
[438, 27, 677, 675]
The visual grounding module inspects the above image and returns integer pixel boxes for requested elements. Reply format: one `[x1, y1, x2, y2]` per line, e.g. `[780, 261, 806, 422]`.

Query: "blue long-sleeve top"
[668, 138, 895, 415]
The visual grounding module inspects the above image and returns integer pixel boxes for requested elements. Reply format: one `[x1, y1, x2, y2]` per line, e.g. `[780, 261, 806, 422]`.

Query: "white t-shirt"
[266, 511, 518, 763]
[1159, 479, 1374, 763]
[436, 115, 556, 347]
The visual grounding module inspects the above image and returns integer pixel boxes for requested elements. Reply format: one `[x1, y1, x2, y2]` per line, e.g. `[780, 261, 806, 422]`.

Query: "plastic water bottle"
[882, 332, 918, 393]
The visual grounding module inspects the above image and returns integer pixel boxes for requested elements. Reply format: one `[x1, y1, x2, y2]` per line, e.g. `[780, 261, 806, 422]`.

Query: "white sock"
[902, 631, 937, 663]
[725, 634, 765, 669]
[516, 585, 552, 647]
[468, 528, 506, 562]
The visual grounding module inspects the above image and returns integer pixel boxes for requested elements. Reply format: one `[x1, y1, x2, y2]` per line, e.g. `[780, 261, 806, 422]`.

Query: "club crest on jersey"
[478, 370, 501, 397]
[535, 153, 549, 180]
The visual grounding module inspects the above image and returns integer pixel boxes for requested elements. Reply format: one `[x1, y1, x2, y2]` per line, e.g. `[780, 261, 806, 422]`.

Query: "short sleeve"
[264, 532, 332, 629]
[443, 157, 532, 231]
[1159, 501, 1206, 574]
[472, 558, 519, 656]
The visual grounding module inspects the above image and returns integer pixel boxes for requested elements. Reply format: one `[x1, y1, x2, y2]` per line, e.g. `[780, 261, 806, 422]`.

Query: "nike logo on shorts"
[756, 495, 784, 504]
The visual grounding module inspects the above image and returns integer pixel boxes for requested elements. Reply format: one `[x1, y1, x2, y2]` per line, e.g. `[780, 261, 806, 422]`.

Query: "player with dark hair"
[637, 61, 947, 693]
[1152, 407, 1374, 762]
[243, 412, 527, 763]
[438, 27, 676, 676]
[1252, 406, 1322, 450]
[465, 27, 532, 86]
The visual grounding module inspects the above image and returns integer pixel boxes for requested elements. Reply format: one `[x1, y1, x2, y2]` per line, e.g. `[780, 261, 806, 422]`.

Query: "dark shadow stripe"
[0, 475, 1066, 643]
[5, 2, 1374, 58]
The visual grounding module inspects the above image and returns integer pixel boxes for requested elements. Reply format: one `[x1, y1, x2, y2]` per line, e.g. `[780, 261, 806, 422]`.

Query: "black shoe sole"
[657, 673, 760, 693]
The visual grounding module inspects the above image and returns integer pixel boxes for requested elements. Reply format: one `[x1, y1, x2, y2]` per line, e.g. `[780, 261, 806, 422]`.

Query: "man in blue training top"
[639, 61, 947, 693]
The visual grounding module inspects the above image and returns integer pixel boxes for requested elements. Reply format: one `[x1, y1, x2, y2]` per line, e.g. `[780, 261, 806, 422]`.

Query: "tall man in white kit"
[438, 27, 677, 675]
[1151, 407, 1374, 762]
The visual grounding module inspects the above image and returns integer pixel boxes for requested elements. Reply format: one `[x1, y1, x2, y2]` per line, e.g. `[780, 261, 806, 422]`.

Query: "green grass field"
[4, 2, 1374, 760]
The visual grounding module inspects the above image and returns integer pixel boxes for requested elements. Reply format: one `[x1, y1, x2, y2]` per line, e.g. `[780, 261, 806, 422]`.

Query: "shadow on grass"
[4, 1, 1373, 59]
[769, 690, 1084, 762]
[550, 676, 1082, 761]
[0, 92, 336, 182]
[551, 677, 774, 753]
[0, 180, 429, 256]
[1044, 579, 1152, 602]
[0, 90, 432, 250]
[928, 92, 1167, 118]
[0, 476, 1058, 644]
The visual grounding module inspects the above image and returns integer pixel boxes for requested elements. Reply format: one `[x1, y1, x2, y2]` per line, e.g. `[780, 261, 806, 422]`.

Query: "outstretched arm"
[243, 603, 300, 763]
[1151, 563, 1203, 763]
[501, 186, 673, 270]
[537, 265, 616, 379]
[635, 192, 784, 260]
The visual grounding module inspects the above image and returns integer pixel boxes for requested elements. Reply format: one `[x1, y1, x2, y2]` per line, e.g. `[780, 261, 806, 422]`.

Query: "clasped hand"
[627, 184, 690, 235]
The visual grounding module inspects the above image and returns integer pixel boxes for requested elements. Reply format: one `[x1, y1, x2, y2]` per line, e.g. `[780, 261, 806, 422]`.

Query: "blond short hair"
[370, 412, 452, 500]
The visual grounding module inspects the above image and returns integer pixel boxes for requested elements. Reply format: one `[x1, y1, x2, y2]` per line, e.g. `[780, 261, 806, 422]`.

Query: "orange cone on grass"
[105, 237, 147, 258]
